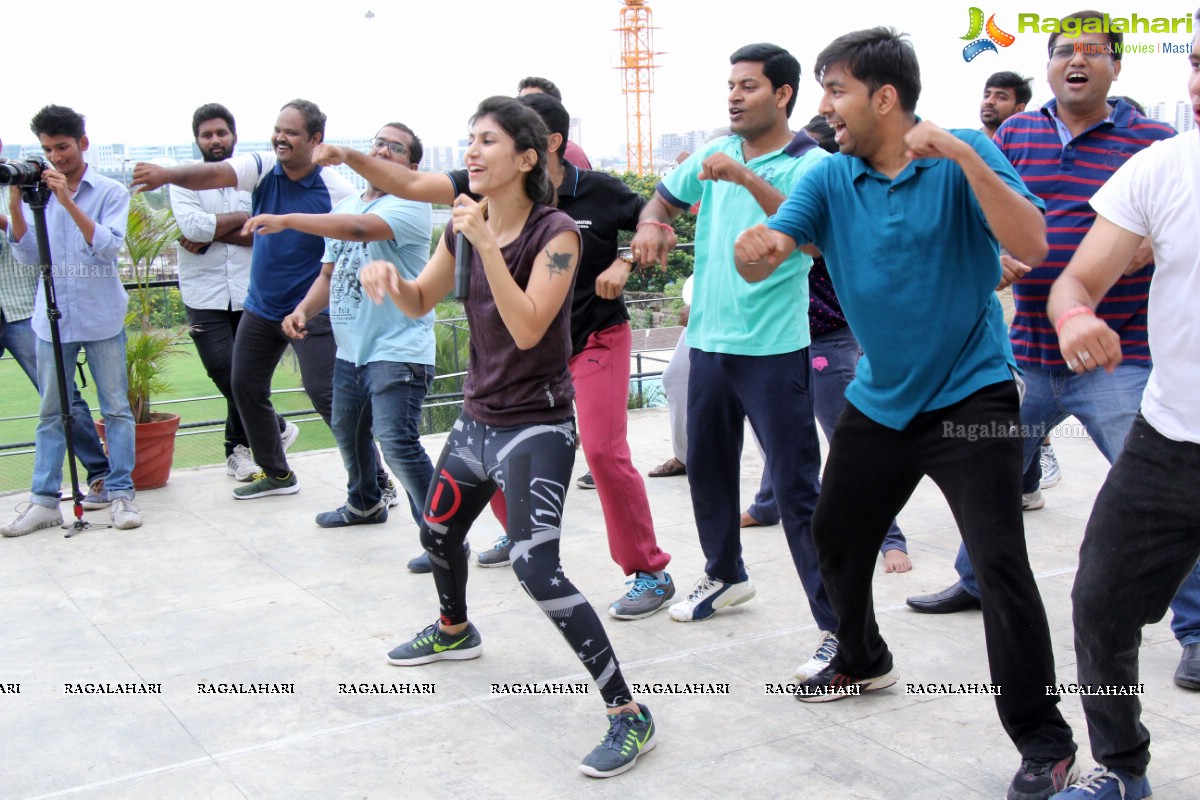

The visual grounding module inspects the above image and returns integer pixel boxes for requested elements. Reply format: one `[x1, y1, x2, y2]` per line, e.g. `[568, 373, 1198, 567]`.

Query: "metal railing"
[0, 289, 686, 492]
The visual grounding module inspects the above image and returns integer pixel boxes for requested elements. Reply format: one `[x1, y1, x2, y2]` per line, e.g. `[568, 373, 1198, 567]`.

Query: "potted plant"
[95, 192, 185, 490]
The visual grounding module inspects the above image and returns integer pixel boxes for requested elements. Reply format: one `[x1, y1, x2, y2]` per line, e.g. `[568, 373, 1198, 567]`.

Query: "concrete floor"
[2, 408, 1197, 800]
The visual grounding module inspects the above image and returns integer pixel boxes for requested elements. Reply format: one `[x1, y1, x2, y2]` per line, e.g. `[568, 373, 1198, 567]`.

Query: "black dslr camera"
[0, 157, 49, 187]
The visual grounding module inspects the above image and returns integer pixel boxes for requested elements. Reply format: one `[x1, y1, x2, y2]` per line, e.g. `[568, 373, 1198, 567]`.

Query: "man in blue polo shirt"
[908, 9, 1200, 689]
[735, 28, 1078, 800]
[132, 100, 355, 499]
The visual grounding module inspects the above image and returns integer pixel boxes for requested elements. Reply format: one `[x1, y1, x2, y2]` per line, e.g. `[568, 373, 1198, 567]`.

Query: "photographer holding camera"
[1, 135, 113, 520]
[3, 105, 141, 535]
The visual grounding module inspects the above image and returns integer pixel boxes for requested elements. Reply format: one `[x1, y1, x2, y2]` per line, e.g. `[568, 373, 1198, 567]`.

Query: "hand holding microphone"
[451, 196, 488, 301]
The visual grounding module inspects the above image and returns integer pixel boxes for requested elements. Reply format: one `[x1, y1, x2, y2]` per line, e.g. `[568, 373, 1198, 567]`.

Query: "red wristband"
[1055, 306, 1095, 335]
[636, 220, 674, 235]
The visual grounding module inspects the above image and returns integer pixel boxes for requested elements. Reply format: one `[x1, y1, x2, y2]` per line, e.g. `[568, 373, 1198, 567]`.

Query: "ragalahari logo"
[961, 8, 1016, 61]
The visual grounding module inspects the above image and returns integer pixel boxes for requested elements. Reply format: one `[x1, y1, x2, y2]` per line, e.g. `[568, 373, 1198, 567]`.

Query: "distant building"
[656, 129, 709, 166]
[1173, 100, 1195, 133]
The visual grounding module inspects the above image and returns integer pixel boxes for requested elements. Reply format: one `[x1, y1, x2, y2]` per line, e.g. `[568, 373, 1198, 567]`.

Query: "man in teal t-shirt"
[734, 28, 1078, 800]
[631, 42, 840, 684]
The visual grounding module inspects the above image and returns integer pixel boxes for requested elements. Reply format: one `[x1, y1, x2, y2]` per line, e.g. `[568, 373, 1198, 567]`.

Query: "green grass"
[0, 341, 334, 494]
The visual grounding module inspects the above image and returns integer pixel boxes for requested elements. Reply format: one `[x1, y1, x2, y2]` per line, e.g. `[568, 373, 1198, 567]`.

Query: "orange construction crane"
[616, 0, 660, 175]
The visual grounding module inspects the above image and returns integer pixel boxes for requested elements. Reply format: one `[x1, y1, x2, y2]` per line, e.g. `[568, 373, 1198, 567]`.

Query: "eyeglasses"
[370, 138, 408, 157]
[1049, 42, 1114, 60]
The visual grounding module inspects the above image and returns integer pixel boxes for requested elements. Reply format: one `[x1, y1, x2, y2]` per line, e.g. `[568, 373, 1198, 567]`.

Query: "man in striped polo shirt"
[909, 9, 1200, 689]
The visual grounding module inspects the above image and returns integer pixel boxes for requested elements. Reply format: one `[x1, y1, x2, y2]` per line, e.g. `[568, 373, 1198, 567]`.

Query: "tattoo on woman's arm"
[545, 248, 575, 277]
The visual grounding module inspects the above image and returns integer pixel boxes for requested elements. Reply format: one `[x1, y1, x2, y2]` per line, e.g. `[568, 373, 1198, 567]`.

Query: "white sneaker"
[668, 575, 756, 621]
[110, 497, 143, 530]
[795, 630, 839, 681]
[226, 445, 258, 481]
[1, 503, 63, 537]
[281, 421, 300, 452]
[1022, 489, 1045, 511]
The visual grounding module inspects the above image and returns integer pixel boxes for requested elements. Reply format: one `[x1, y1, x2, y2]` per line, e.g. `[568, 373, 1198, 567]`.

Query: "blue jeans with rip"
[31, 331, 135, 506]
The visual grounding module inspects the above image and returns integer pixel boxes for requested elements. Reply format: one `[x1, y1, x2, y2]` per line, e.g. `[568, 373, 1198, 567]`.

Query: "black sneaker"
[577, 472, 595, 489]
[387, 621, 482, 666]
[579, 703, 656, 778]
[794, 663, 898, 703]
[315, 505, 387, 528]
[1007, 754, 1079, 800]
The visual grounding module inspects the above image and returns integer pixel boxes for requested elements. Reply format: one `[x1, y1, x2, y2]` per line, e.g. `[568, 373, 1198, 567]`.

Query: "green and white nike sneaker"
[580, 703, 657, 778]
[387, 621, 482, 666]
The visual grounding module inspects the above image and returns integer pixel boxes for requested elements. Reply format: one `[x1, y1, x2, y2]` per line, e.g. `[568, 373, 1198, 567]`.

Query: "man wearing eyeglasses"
[132, 100, 355, 500]
[241, 124, 435, 532]
[908, 9, 1200, 692]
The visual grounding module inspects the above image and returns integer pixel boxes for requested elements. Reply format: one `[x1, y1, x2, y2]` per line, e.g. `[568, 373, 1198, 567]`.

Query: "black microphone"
[454, 232, 472, 300]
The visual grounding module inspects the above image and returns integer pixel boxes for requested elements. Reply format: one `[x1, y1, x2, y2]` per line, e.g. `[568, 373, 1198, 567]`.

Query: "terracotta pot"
[95, 412, 181, 491]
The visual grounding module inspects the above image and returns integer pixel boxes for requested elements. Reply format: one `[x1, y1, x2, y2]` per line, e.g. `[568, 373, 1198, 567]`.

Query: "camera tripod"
[21, 182, 111, 537]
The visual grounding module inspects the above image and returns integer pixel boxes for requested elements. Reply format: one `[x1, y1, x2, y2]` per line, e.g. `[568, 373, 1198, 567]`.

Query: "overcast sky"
[3, 0, 1195, 159]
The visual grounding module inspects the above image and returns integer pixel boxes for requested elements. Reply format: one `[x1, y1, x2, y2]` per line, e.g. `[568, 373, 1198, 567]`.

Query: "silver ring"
[1079, 351, 1092, 362]
[1066, 359, 1077, 370]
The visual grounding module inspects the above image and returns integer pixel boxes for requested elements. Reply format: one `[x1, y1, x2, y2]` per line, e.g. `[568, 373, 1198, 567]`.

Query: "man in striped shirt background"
[909, 7, 1200, 692]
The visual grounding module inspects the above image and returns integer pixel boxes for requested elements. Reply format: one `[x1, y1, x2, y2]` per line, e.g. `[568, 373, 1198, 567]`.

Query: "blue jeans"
[331, 358, 434, 524]
[746, 327, 907, 554]
[1, 314, 110, 485]
[1072, 414, 1200, 771]
[687, 347, 837, 632]
[32, 331, 135, 506]
[954, 364, 1200, 642]
[958, 364, 1146, 596]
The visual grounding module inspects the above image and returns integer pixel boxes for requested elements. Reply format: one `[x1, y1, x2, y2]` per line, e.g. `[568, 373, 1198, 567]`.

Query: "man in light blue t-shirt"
[735, 28, 1078, 800]
[630, 43, 840, 682]
[246, 123, 435, 532]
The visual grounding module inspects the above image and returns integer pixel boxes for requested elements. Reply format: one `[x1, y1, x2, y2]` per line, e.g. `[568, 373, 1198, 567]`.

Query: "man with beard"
[980, 71, 1033, 138]
[133, 100, 354, 499]
[169, 104, 298, 482]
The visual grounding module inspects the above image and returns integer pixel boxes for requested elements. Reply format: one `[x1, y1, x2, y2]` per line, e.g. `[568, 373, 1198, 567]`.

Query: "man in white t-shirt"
[1045, 19, 1200, 800]
[244, 123, 435, 532]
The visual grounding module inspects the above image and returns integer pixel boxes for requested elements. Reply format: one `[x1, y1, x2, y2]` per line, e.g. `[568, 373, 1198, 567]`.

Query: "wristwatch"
[618, 251, 636, 265]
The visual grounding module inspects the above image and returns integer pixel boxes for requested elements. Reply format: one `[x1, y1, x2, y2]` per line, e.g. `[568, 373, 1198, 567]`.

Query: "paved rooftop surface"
[3, 407, 1198, 800]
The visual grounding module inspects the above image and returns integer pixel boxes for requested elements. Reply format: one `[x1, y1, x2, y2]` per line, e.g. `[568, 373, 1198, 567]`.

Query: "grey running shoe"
[577, 471, 595, 489]
[381, 481, 401, 508]
[226, 445, 257, 482]
[387, 621, 482, 666]
[579, 703, 657, 778]
[608, 572, 675, 620]
[1039, 442, 1062, 489]
[1022, 489, 1045, 511]
[280, 421, 300, 451]
[476, 536, 513, 568]
[82, 478, 110, 510]
[316, 505, 387, 528]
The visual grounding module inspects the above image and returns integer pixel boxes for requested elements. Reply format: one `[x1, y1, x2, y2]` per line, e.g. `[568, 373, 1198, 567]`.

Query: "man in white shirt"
[1045, 18, 1200, 800]
[169, 103, 297, 483]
